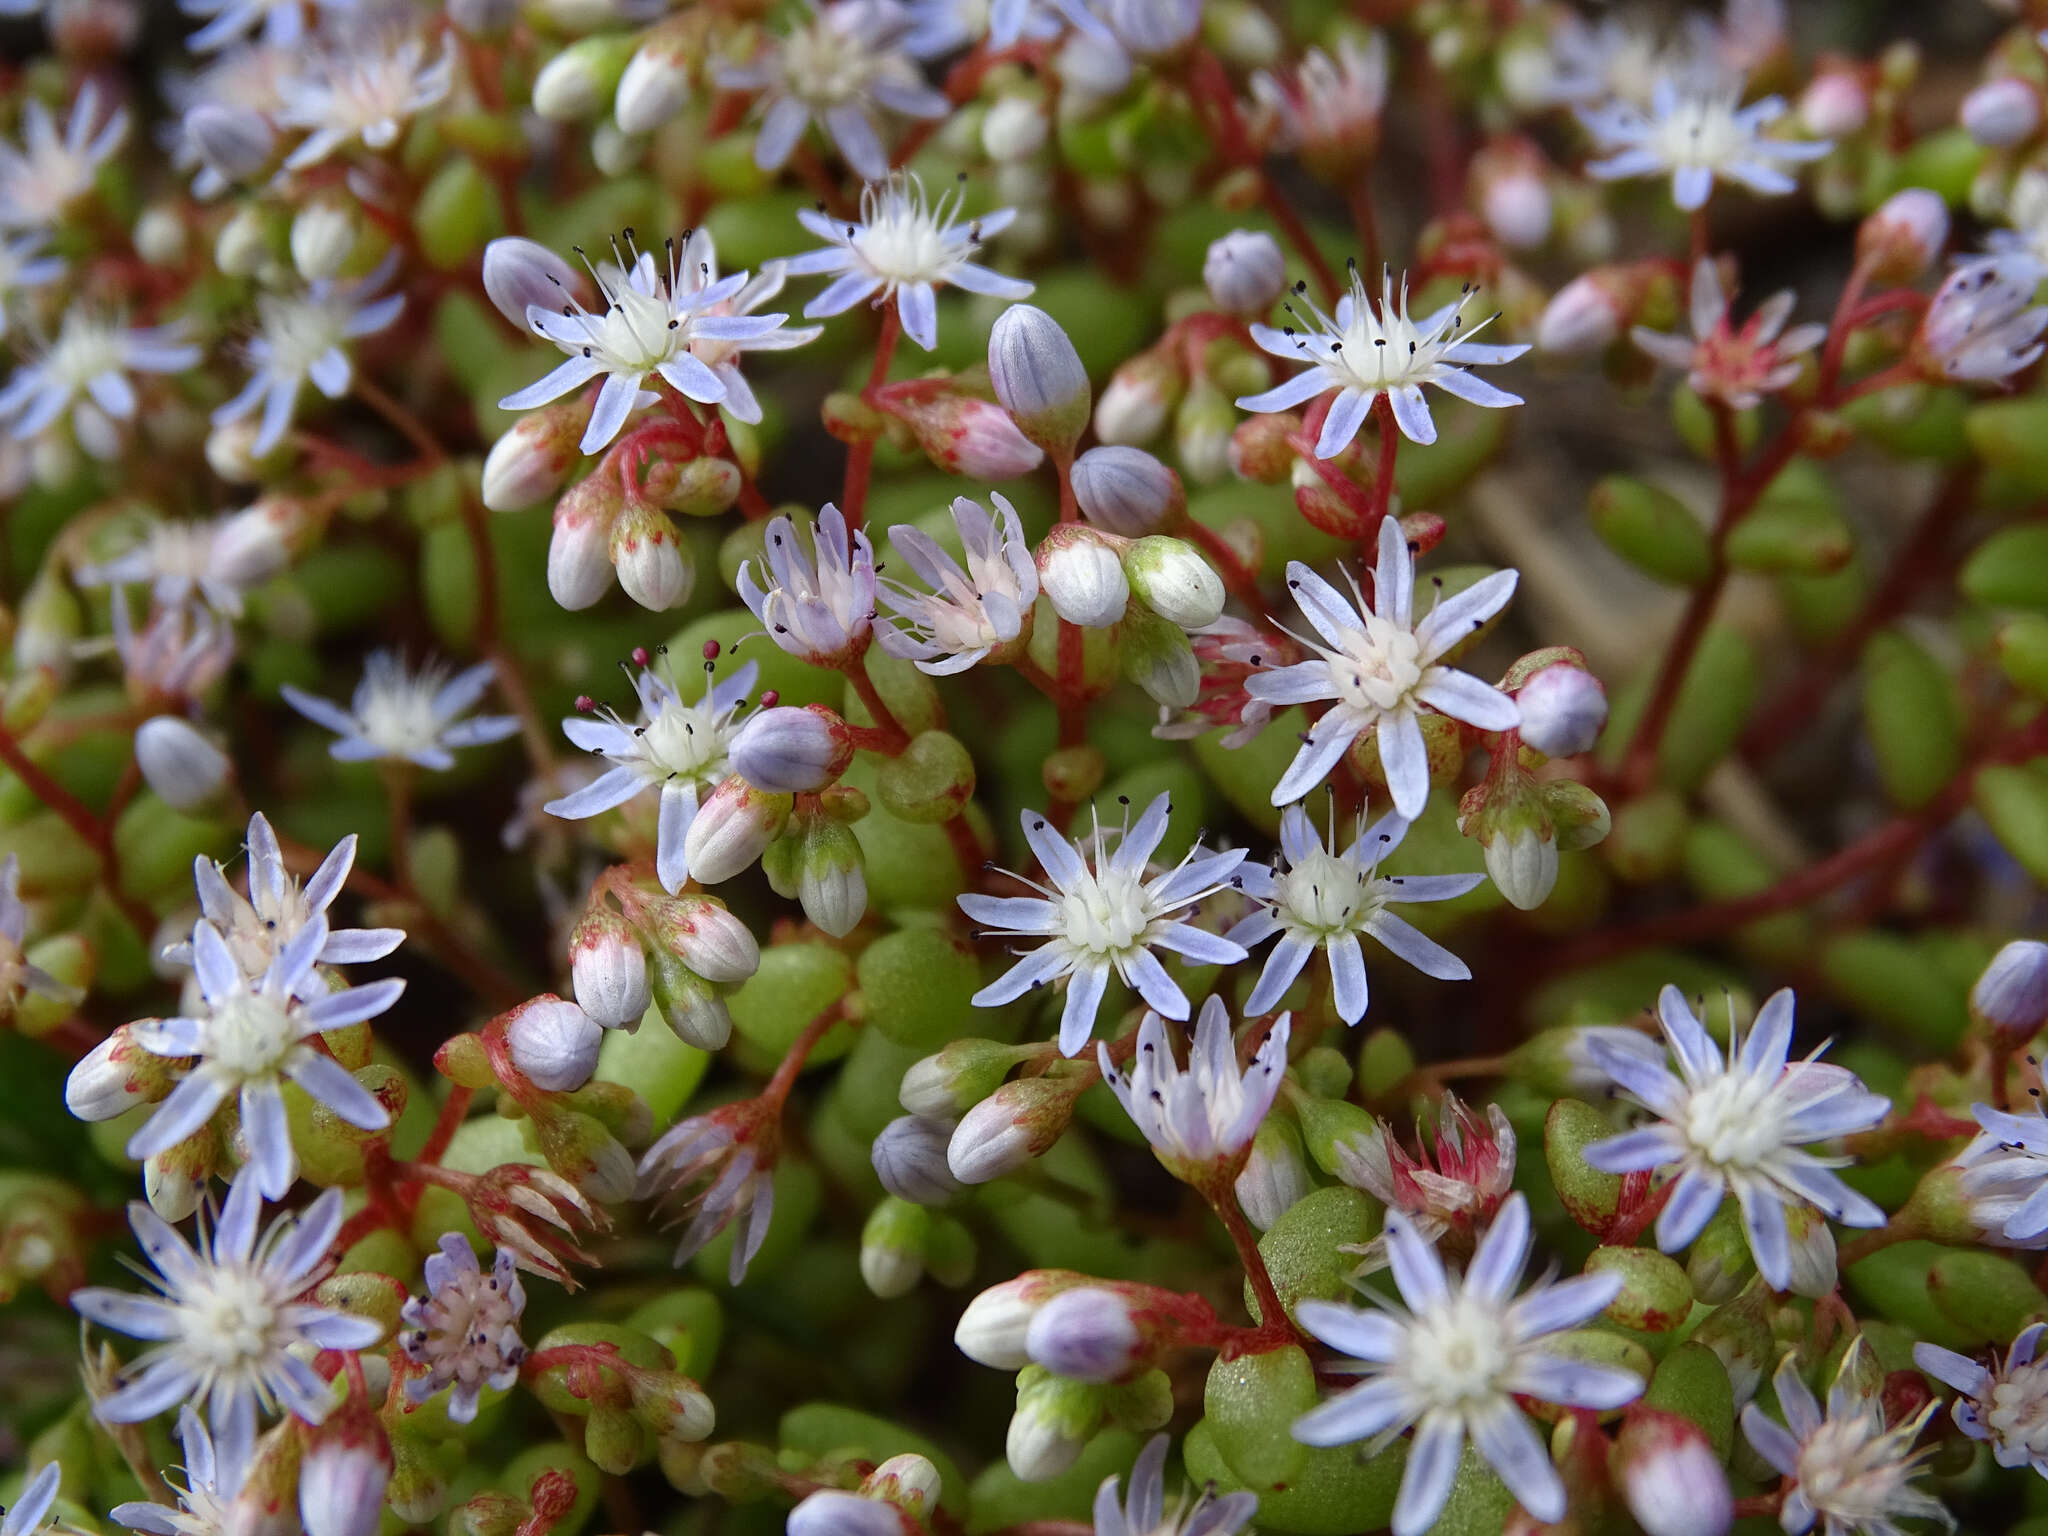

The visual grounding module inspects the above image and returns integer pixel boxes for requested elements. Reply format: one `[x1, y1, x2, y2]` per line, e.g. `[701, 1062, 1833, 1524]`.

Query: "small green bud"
[1116, 604, 1200, 709]
[1123, 536, 1224, 628]
[1543, 1098, 1625, 1232]
[861, 1197, 931, 1299]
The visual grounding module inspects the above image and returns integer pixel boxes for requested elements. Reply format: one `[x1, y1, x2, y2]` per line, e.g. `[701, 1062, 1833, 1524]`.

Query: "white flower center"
[1795, 1415, 1911, 1521]
[1058, 866, 1155, 956]
[204, 992, 297, 1078]
[176, 1263, 284, 1375]
[1650, 96, 1746, 172]
[257, 293, 348, 378]
[1681, 1067, 1783, 1170]
[781, 17, 881, 107]
[1334, 613, 1424, 713]
[1402, 1293, 1513, 1406]
[582, 280, 685, 375]
[7, 141, 95, 222]
[853, 203, 959, 285]
[323, 53, 425, 145]
[636, 699, 731, 784]
[43, 314, 125, 392]
[1277, 849, 1377, 934]
[356, 675, 446, 755]
[1990, 1363, 2048, 1456]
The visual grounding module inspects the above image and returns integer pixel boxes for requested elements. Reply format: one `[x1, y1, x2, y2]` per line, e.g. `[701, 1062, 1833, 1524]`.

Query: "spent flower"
[399, 1235, 528, 1424]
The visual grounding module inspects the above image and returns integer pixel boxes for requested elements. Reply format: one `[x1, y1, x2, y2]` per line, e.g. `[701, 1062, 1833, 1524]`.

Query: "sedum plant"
[17, 4, 2048, 1536]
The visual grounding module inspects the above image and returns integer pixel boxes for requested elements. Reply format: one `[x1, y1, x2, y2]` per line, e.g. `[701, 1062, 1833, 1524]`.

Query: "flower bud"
[548, 474, 622, 609]
[1008, 1366, 1100, 1481]
[1963, 77, 2041, 148]
[891, 392, 1045, 480]
[1175, 375, 1237, 485]
[214, 205, 273, 279]
[1614, 1409, 1733, 1536]
[1024, 1286, 1142, 1383]
[1123, 536, 1224, 628]
[484, 404, 584, 513]
[1515, 661, 1607, 757]
[66, 1022, 176, 1121]
[1537, 271, 1624, 354]
[957, 1274, 1071, 1368]
[1069, 445, 1182, 535]
[615, 31, 691, 135]
[1235, 1116, 1311, 1230]
[482, 237, 583, 331]
[989, 304, 1091, 455]
[1973, 940, 2048, 1038]
[649, 949, 734, 1050]
[610, 502, 691, 612]
[290, 203, 356, 282]
[1202, 229, 1287, 317]
[1095, 352, 1181, 445]
[730, 705, 854, 792]
[1483, 821, 1558, 911]
[188, 103, 273, 183]
[864, 1454, 941, 1518]
[134, 716, 231, 811]
[1038, 525, 1129, 627]
[948, 1077, 1078, 1183]
[506, 996, 603, 1092]
[225, 1421, 303, 1536]
[795, 813, 868, 938]
[1482, 172, 1552, 251]
[648, 894, 760, 984]
[983, 93, 1049, 161]
[860, 1195, 930, 1299]
[1856, 187, 1949, 284]
[299, 1401, 393, 1536]
[570, 907, 650, 1029]
[532, 33, 634, 122]
[1800, 70, 1870, 138]
[679, 778, 793, 886]
[900, 1038, 1024, 1118]
[134, 205, 187, 266]
[1118, 605, 1200, 709]
[872, 1115, 965, 1206]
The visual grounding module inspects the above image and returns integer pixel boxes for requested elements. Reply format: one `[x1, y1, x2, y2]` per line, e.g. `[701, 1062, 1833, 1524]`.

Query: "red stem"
[841, 306, 902, 531]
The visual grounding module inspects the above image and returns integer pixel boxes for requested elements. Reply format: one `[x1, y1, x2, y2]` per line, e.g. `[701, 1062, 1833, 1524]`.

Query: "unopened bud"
[1123, 536, 1224, 628]
[610, 503, 691, 612]
[1038, 525, 1130, 627]
[1202, 229, 1287, 316]
[615, 31, 691, 135]
[134, 716, 231, 811]
[872, 1115, 965, 1205]
[649, 893, 760, 984]
[1230, 411, 1299, 482]
[1482, 171, 1552, 250]
[1484, 821, 1557, 911]
[189, 103, 273, 183]
[548, 474, 622, 608]
[1516, 662, 1607, 757]
[1614, 1409, 1733, 1536]
[900, 1038, 1023, 1118]
[1857, 187, 1949, 284]
[956, 1271, 1084, 1368]
[134, 205, 187, 266]
[1538, 271, 1624, 354]
[226, 1421, 304, 1536]
[989, 304, 1091, 454]
[1095, 352, 1180, 445]
[1070, 445, 1182, 535]
[795, 813, 867, 937]
[1024, 1286, 1142, 1383]
[730, 705, 854, 792]
[506, 996, 603, 1092]
[1963, 77, 2041, 147]
[679, 777, 793, 886]
[570, 907, 650, 1029]
[1008, 1365, 1100, 1481]
[482, 237, 583, 331]
[1119, 605, 1200, 709]
[1800, 71, 1870, 138]
[894, 392, 1045, 480]
[649, 950, 734, 1050]
[214, 204, 272, 278]
[484, 403, 585, 513]
[1974, 939, 2048, 1038]
[290, 203, 356, 282]
[983, 93, 1050, 161]
[299, 1402, 393, 1536]
[1174, 376, 1236, 485]
[860, 1196, 930, 1299]
[948, 1076, 1077, 1183]
[532, 33, 634, 122]
[1234, 1115, 1311, 1230]
[66, 1022, 176, 1121]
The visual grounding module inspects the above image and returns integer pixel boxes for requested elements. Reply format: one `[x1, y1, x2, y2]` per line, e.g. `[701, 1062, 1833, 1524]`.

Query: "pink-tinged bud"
[1094, 352, 1181, 446]
[679, 777, 793, 886]
[548, 475, 621, 609]
[1069, 445, 1183, 536]
[615, 30, 691, 135]
[989, 305, 1092, 454]
[787, 1491, 904, 1536]
[1229, 411, 1299, 483]
[188, 102, 273, 182]
[1857, 188, 1949, 284]
[1123, 535, 1224, 628]
[570, 906, 650, 1029]
[892, 392, 1045, 480]
[730, 705, 854, 792]
[955, 1271, 1085, 1367]
[1800, 70, 1870, 138]
[506, 995, 603, 1092]
[1537, 271, 1623, 354]
[1037, 524, 1130, 627]
[872, 1115, 965, 1206]
[794, 812, 868, 937]
[1515, 661, 1608, 757]
[648, 894, 760, 984]
[1973, 939, 2048, 1038]
[299, 1401, 393, 1536]
[225, 1422, 303, 1536]
[216, 499, 296, 583]
[135, 716, 231, 811]
[1023, 1286, 1142, 1382]
[948, 1077, 1078, 1183]
[65, 1021, 176, 1121]
[1963, 77, 2042, 148]
[1482, 172, 1552, 250]
[482, 237, 583, 330]
[610, 502, 692, 612]
[483, 406, 583, 512]
[1202, 229, 1287, 317]
[1613, 1409, 1733, 1536]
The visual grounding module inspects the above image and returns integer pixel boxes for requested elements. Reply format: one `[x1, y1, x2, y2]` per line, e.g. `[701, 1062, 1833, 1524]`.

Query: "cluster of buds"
[568, 876, 761, 1046]
[523, 1322, 716, 1477]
